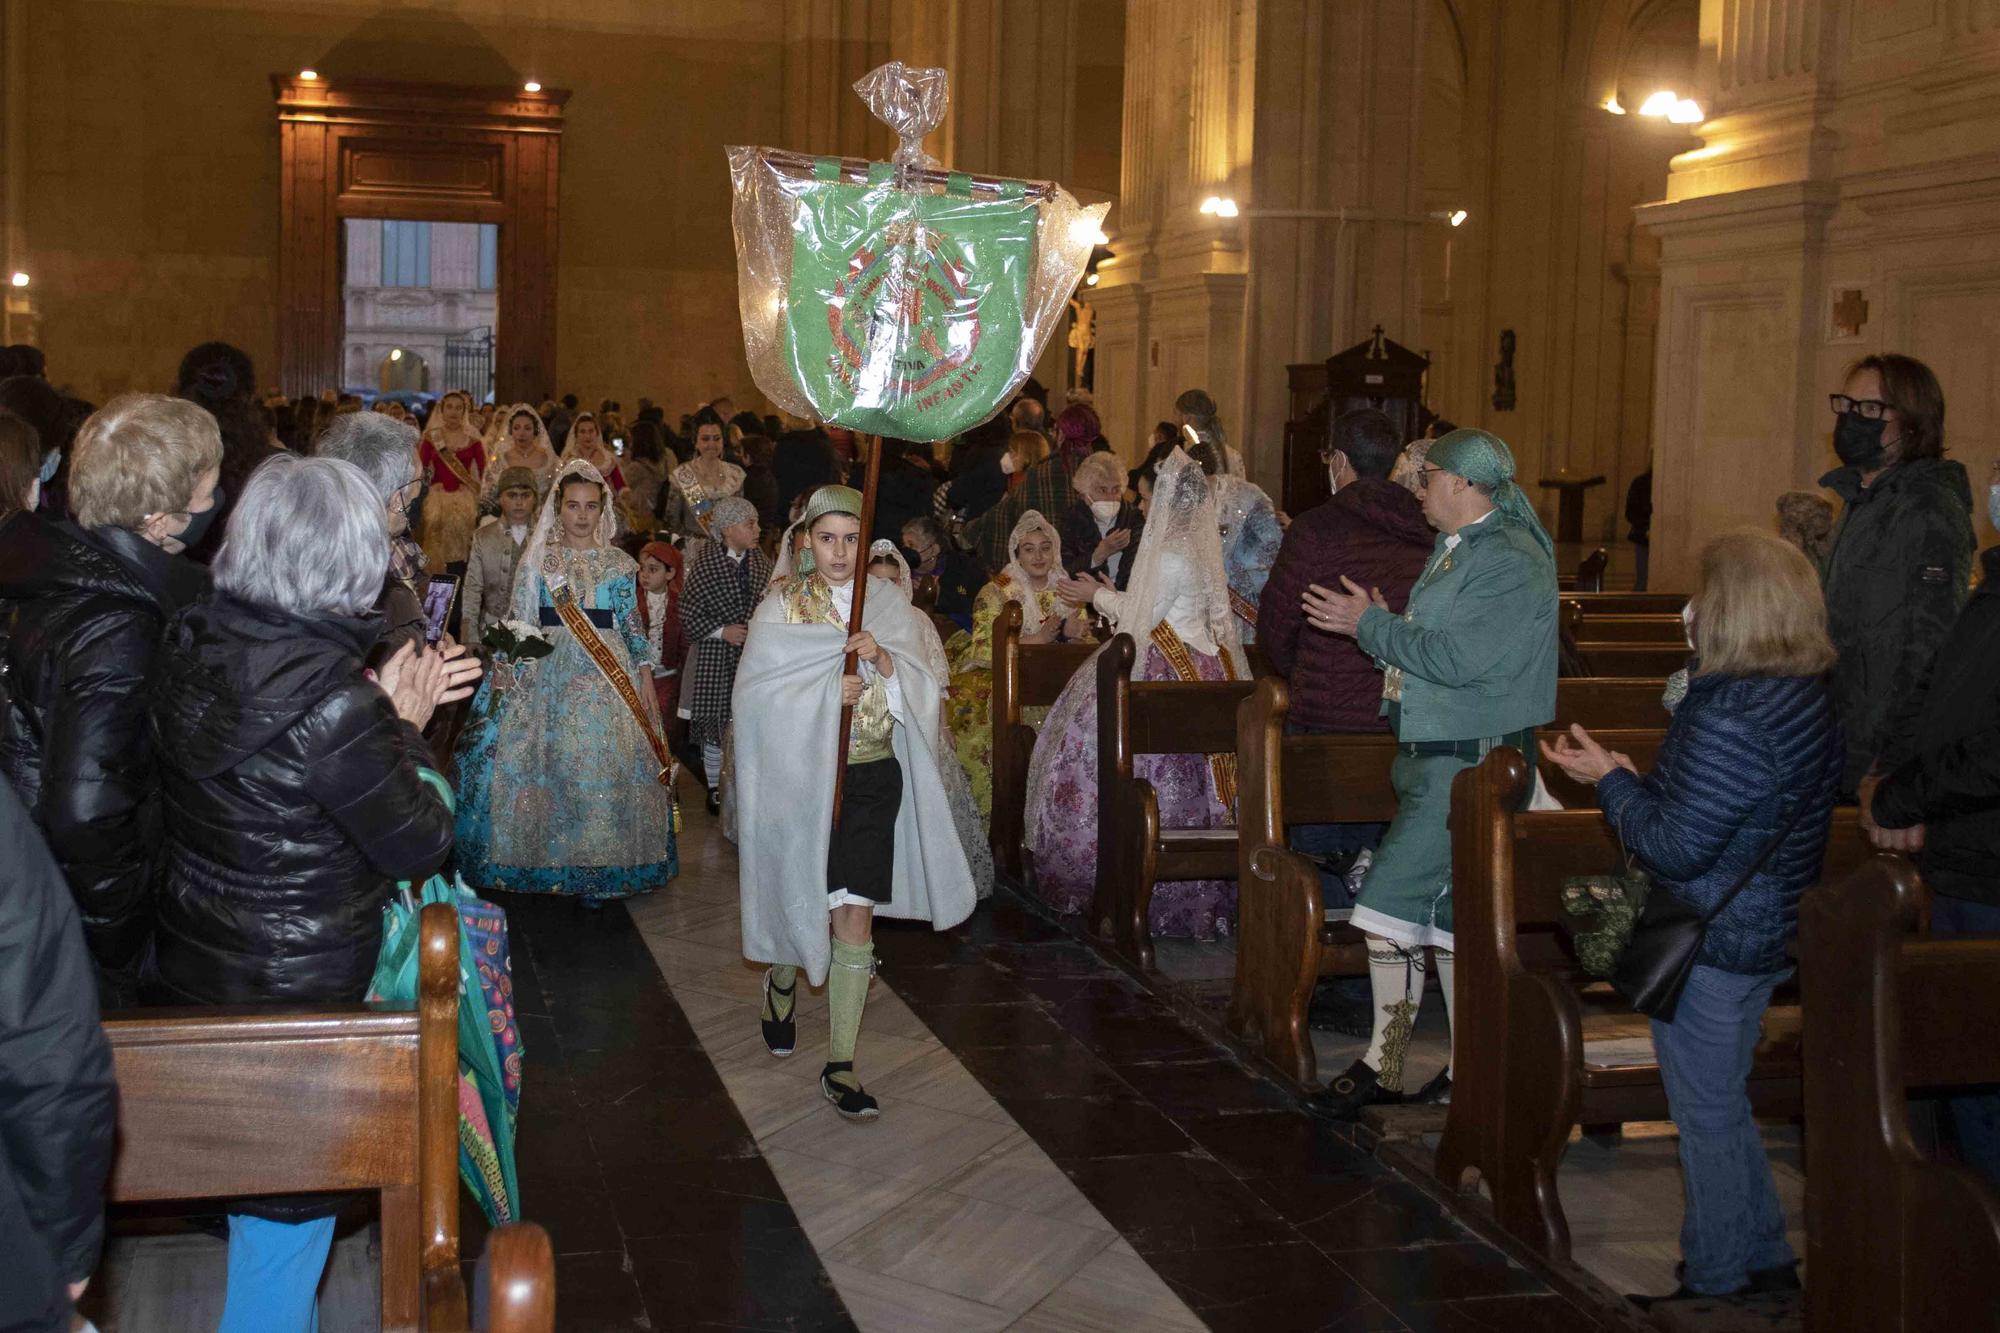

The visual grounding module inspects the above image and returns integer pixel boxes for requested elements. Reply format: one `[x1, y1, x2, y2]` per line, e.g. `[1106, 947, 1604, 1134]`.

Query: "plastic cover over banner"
[728, 62, 1107, 443]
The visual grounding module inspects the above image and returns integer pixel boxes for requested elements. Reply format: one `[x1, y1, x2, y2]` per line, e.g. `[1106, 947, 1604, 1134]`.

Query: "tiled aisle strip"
[627, 810, 1208, 1332]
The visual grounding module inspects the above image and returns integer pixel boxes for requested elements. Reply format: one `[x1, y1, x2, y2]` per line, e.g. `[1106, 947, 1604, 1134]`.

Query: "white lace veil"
[1111, 446, 1243, 677]
[768, 517, 808, 590]
[561, 411, 609, 464]
[868, 538, 914, 597]
[509, 458, 617, 625]
[1000, 509, 1066, 634]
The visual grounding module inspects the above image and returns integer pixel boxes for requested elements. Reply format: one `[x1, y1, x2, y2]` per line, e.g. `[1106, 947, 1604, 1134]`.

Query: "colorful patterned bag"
[367, 771, 524, 1225]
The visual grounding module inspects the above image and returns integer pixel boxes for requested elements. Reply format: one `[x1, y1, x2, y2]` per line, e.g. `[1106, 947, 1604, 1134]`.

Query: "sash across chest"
[541, 605, 615, 629]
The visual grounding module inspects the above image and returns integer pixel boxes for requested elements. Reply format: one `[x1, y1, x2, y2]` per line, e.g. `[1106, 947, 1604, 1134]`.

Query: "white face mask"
[1327, 461, 1342, 496]
[1681, 603, 1697, 652]
[1089, 499, 1120, 522]
[1989, 482, 1999, 530]
[999, 452, 1018, 476]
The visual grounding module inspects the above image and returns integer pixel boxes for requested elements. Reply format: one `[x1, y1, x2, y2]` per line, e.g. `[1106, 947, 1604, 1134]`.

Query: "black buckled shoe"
[706, 785, 723, 817]
[760, 970, 796, 1058]
[1303, 1059, 1402, 1123]
[1409, 1066, 1451, 1105]
[820, 1062, 880, 1121]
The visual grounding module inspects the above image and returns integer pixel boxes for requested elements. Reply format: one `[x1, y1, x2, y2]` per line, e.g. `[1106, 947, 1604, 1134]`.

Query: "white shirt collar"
[1443, 507, 1496, 553]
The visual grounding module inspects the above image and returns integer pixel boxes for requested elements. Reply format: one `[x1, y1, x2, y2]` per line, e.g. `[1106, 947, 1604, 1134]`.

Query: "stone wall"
[0, 0, 1121, 420]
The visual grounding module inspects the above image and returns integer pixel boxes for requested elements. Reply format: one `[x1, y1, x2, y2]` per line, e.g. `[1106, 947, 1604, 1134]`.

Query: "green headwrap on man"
[1425, 428, 1555, 558]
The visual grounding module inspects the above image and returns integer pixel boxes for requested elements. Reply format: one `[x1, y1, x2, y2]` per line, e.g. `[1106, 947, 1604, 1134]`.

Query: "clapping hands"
[1302, 577, 1388, 638]
[1539, 724, 1638, 786]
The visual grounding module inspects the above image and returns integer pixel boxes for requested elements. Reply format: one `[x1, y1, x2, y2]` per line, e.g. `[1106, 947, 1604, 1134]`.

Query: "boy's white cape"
[732, 576, 976, 985]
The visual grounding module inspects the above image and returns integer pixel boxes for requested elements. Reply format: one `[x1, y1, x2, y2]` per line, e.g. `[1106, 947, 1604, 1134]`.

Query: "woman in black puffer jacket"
[146, 453, 479, 1332]
[1543, 530, 1842, 1314]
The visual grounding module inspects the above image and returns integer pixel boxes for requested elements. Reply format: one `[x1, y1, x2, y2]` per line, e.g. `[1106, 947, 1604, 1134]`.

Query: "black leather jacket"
[0, 776, 116, 1333]
[147, 593, 454, 1006]
[0, 512, 209, 1001]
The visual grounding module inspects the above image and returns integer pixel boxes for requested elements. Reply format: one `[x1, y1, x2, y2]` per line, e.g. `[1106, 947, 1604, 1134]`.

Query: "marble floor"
[85, 778, 1625, 1332]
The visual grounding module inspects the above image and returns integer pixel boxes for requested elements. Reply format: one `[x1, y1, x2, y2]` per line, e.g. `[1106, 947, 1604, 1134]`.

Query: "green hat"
[794, 485, 864, 574]
[798, 484, 863, 530]
[1427, 428, 1554, 558]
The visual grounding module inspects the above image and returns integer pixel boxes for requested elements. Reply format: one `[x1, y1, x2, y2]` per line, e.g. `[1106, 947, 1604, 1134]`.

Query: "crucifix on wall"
[1831, 289, 1870, 342]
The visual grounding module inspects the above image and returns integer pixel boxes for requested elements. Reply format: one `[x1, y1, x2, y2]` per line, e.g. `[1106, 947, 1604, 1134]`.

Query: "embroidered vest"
[784, 574, 895, 764]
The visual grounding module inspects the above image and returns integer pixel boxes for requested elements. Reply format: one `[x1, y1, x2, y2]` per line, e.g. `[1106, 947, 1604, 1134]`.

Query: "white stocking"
[1360, 940, 1426, 1093]
[1431, 947, 1455, 1077]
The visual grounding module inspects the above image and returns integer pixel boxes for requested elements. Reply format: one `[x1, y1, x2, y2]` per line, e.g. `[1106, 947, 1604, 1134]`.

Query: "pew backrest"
[105, 904, 465, 1332]
[1801, 859, 2000, 1332]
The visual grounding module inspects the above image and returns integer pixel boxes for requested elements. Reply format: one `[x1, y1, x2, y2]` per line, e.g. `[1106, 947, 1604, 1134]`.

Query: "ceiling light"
[1199, 196, 1239, 218]
[1449, 209, 1468, 227]
[1085, 272, 1100, 287]
[1603, 95, 1625, 115]
[1668, 98, 1704, 124]
[1637, 90, 1678, 117]
[8, 272, 27, 288]
[389, 348, 403, 362]
[523, 81, 541, 93]
[299, 69, 319, 81]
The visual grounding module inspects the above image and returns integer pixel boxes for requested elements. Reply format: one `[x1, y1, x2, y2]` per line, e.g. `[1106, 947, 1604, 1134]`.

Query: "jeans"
[219, 1214, 336, 1332]
[1928, 895, 2000, 1185]
[1649, 964, 1793, 1294]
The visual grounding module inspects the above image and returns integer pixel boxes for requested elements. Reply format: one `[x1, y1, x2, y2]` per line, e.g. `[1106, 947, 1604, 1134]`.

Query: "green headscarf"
[1426, 428, 1553, 558]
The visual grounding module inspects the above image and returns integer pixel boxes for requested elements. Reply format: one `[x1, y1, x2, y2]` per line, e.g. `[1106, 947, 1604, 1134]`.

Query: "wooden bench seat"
[1570, 641, 1691, 677]
[1433, 748, 1880, 1263]
[1226, 677, 1669, 1085]
[1561, 604, 1687, 644]
[1800, 859, 2000, 1331]
[1092, 634, 1256, 968]
[1564, 591, 1687, 615]
[105, 903, 553, 1332]
[989, 601, 1098, 883]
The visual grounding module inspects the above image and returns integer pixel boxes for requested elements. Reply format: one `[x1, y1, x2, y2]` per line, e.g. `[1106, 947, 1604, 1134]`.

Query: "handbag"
[1565, 793, 1809, 1022]
[367, 770, 524, 1225]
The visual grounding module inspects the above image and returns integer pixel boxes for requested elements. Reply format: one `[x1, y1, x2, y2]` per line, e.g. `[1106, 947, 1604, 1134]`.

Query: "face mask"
[999, 452, 1018, 476]
[1090, 499, 1120, 523]
[1681, 603, 1697, 652]
[172, 486, 225, 550]
[37, 450, 60, 485]
[1989, 483, 2000, 530]
[1326, 459, 1343, 496]
[1833, 411, 1889, 470]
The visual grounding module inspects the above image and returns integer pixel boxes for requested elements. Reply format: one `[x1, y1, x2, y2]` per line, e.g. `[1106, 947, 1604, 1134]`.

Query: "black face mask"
[1833, 412, 1889, 470]
[175, 486, 225, 549]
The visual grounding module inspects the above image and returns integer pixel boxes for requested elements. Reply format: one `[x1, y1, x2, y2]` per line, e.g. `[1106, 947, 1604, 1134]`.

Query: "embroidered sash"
[1228, 588, 1258, 629]
[1148, 621, 1239, 813]
[430, 438, 479, 492]
[550, 584, 675, 787]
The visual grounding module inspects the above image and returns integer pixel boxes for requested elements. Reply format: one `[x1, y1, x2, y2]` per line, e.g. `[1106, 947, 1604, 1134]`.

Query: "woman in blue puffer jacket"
[1542, 528, 1842, 1313]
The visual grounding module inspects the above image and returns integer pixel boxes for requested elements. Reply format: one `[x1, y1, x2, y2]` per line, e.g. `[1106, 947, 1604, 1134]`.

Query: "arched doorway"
[377, 347, 429, 393]
[272, 76, 565, 401]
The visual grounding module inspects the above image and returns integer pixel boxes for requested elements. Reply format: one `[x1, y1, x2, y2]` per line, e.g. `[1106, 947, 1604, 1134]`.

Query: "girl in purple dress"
[1023, 448, 1247, 940]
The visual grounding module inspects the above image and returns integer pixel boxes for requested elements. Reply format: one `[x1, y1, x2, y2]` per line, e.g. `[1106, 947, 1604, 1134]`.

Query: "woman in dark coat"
[1543, 529, 1842, 1312]
[147, 453, 477, 1331]
[1057, 451, 1143, 591]
[0, 396, 221, 1006]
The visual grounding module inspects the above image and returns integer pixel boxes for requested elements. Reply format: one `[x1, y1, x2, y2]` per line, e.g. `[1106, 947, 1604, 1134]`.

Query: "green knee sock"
[826, 939, 875, 1085]
[763, 964, 798, 1023]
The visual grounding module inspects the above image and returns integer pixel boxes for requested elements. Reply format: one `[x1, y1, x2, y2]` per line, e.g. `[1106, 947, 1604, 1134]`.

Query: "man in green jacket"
[1297, 428, 1558, 1118]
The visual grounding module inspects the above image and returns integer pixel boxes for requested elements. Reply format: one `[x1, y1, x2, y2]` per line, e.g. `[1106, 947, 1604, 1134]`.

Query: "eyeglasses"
[1415, 466, 1441, 489]
[1829, 393, 1892, 420]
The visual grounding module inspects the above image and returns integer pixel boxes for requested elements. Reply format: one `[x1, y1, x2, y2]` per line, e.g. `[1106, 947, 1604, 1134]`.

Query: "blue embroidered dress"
[454, 545, 678, 898]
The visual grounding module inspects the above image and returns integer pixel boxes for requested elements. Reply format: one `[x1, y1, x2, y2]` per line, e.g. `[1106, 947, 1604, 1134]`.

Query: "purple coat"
[1258, 477, 1433, 734]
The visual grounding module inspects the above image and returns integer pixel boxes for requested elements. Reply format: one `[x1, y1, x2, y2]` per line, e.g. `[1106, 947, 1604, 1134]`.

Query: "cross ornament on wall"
[1832, 289, 1870, 341]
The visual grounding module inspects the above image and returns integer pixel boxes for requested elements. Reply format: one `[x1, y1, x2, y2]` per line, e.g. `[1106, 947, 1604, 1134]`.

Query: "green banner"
[785, 159, 1037, 441]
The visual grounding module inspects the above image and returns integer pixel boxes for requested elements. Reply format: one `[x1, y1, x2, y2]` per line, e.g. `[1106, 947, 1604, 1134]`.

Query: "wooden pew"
[1434, 748, 1880, 1263]
[1226, 678, 1666, 1085]
[1569, 641, 1690, 677]
[988, 601, 1097, 882]
[105, 904, 554, 1333]
[1561, 599, 1686, 644]
[1560, 547, 1609, 592]
[1092, 633, 1256, 969]
[1800, 857, 2000, 1332]
[1567, 591, 1686, 615]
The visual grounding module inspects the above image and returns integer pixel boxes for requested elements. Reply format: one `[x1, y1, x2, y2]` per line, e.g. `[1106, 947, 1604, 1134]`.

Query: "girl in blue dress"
[455, 458, 678, 900]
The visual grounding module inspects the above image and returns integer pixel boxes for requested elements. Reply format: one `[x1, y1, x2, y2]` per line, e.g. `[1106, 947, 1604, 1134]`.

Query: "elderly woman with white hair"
[1057, 449, 1143, 592]
[146, 452, 479, 1331]
[314, 408, 430, 662]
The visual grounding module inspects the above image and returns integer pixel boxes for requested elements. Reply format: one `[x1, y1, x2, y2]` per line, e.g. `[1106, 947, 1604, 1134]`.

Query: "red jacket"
[1258, 477, 1434, 734]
